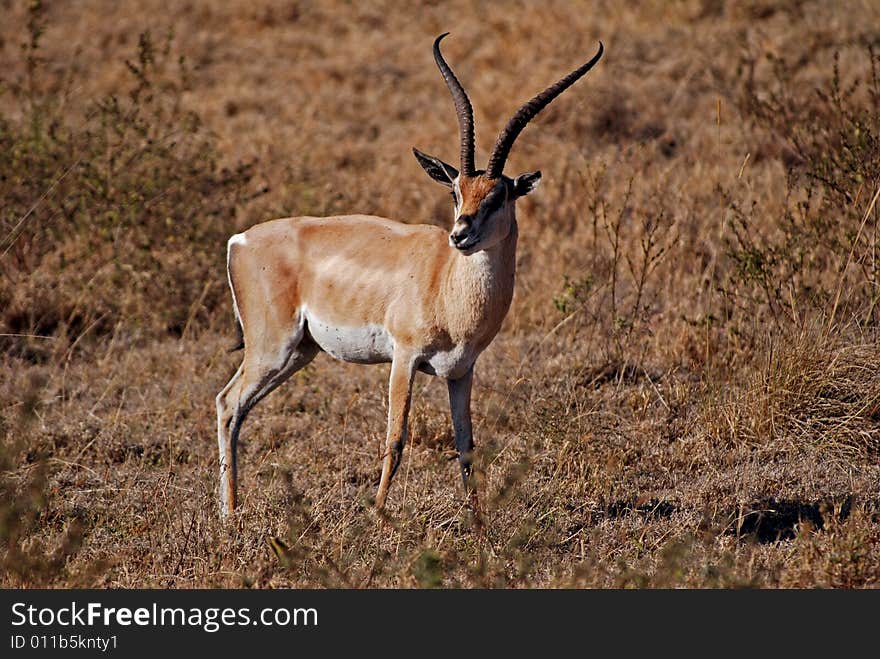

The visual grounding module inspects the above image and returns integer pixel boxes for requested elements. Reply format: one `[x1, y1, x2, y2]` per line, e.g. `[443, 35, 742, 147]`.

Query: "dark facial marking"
[478, 184, 507, 218]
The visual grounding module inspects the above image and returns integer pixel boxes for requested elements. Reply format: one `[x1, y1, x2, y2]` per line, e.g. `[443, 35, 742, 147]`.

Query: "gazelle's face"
[413, 149, 542, 256]
[448, 175, 511, 255]
[414, 33, 602, 254]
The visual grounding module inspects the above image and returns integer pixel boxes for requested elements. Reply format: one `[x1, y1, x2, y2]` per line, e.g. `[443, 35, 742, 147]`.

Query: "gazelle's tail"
[228, 319, 244, 352]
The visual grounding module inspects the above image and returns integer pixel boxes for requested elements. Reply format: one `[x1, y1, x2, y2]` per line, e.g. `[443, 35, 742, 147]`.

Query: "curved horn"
[433, 33, 476, 177]
[486, 41, 604, 178]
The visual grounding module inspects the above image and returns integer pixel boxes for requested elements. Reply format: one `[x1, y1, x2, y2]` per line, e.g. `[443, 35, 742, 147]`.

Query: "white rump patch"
[226, 234, 246, 323]
[228, 232, 248, 247]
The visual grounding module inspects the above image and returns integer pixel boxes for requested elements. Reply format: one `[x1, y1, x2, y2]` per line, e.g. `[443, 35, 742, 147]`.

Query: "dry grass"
[2, 0, 879, 588]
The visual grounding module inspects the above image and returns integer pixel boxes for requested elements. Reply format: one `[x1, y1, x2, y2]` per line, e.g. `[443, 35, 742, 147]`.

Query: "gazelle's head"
[414, 33, 603, 256]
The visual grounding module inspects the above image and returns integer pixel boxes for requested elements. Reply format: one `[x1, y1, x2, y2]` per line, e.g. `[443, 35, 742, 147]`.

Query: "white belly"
[304, 309, 394, 364]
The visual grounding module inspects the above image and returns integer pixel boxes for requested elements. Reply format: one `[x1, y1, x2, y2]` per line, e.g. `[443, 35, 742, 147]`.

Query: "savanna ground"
[2, 0, 880, 588]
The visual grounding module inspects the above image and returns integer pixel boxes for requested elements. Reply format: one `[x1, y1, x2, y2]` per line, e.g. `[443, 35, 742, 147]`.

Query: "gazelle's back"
[228, 215, 455, 357]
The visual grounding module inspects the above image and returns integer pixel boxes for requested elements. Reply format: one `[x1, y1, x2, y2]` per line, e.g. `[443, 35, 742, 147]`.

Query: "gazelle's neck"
[442, 215, 518, 339]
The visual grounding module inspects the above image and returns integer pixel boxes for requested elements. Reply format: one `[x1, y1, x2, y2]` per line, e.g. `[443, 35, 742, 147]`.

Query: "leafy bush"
[0, 3, 257, 359]
[721, 46, 880, 332]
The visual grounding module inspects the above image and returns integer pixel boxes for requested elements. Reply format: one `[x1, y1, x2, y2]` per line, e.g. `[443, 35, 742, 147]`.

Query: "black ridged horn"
[486, 41, 604, 178]
[433, 33, 476, 177]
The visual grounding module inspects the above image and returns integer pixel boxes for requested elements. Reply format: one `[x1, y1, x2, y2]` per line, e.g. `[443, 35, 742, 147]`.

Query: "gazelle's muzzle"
[449, 216, 477, 251]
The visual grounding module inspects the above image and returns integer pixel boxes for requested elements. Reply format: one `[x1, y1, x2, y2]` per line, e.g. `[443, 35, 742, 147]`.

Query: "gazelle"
[216, 33, 603, 517]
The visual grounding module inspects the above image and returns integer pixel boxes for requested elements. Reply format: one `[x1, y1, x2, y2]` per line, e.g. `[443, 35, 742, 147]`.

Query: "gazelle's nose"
[450, 228, 469, 246]
[450, 216, 473, 246]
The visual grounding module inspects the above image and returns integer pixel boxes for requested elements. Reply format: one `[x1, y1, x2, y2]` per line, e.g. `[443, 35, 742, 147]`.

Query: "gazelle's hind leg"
[216, 314, 318, 517]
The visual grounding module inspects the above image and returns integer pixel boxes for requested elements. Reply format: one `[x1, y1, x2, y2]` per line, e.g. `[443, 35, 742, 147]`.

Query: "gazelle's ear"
[512, 171, 542, 198]
[413, 148, 459, 187]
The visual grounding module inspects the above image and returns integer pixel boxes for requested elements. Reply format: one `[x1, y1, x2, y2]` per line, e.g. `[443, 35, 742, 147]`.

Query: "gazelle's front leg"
[375, 352, 416, 509]
[447, 365, 479, 513]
